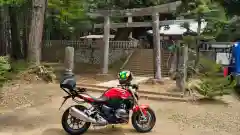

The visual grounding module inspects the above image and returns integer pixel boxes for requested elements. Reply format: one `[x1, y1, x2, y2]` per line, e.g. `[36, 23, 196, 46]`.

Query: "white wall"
[216, 53, 231, 65]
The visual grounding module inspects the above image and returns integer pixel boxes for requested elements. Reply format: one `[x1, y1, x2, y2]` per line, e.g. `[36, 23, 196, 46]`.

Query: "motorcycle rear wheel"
[131, 107, 156, 133]
[62, 105, 91, 135]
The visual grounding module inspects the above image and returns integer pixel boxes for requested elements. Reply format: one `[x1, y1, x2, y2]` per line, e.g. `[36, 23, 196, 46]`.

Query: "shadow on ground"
[192, 98, 229, 106]
[233, 89, 240, 101]
[42, 126, 136, 135]
[0, 112, 59, 132]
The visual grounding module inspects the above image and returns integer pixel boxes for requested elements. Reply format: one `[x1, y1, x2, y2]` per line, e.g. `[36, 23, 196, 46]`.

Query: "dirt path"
[1, 90, 240, 135]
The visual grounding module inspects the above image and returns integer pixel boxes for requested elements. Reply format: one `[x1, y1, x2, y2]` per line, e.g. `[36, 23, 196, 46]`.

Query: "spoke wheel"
[62, 105, 91, 135]
[131, 107, 156, 133]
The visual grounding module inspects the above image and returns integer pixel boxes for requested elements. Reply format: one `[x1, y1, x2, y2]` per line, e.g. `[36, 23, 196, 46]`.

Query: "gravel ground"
[0, 91, 240, 135]
[0, 73, 115, 110]
[0, 83, 62, 110]
[158, 96, 240, 135]
[0, 82, 240, 135]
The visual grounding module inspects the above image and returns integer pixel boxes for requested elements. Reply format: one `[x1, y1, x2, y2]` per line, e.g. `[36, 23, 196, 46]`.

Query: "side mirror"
[132, 84, 139, 90]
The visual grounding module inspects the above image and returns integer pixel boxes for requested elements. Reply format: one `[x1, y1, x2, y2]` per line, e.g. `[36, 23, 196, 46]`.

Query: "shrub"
[187, 57, 233, 98]
[198, 78, 232, 98]
[198, 57, 222, 75]
[28, 65, 56, 82]
[0, 56, 11, 86]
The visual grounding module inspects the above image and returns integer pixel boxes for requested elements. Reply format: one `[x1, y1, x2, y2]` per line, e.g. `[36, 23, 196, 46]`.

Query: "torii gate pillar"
[102, 16, 110, 74]
[152, 12, 162, 80]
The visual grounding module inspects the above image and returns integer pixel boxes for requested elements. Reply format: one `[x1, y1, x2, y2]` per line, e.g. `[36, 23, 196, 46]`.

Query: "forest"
[0, 0, 240, 90]
[0, 0, 240, 61]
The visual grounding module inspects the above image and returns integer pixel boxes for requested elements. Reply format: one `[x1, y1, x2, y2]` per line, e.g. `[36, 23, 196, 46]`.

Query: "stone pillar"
[102, 16, 110, 74]
[152, 12, 162, 80]
[64, 46, 74, 72]
[128, 16, 133, 38]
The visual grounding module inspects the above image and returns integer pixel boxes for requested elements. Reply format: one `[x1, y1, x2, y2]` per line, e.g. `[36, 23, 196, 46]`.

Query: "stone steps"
[124, 49, 171, 76]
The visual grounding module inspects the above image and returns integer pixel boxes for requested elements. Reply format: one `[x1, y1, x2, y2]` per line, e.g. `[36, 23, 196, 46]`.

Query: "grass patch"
[0, 57, 29, 87]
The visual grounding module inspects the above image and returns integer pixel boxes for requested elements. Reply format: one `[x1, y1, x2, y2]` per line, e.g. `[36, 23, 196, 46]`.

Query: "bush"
[187, 57, 233, 98]
[198, 57, 222, 75]
[197, 78, 232, 98]
[0, 56, 11, 85]
[27, 65, 56, 82]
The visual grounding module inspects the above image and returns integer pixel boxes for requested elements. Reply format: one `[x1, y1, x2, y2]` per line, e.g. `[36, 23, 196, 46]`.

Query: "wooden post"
[102, 16, 110, 74]
[152, 12, 162, 80]
[176, 41, 182, 89]
[65, 46, 74, 72]
[182, 43, 188, 91]
[128, 16, 133, 38]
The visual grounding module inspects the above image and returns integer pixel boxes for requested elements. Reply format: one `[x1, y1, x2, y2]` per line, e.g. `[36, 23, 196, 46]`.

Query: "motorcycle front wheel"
[62, 105, 91, 135]
[131, 107, 156, 133]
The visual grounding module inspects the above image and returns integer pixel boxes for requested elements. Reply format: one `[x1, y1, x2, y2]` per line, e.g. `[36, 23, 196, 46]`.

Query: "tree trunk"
[195, 16, 201, 67]
[169, 51, 177, 79]
[176, 42, 183, 90]
[9, 6, 23, 60]
[23, 0, 32, 59]
[176, 42, 188, 92]
[0, 6, 6, 55]
[28, 0, 46, 66]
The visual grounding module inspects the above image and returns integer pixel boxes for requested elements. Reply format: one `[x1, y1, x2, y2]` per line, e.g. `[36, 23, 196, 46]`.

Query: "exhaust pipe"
[69, 107, 97, 123]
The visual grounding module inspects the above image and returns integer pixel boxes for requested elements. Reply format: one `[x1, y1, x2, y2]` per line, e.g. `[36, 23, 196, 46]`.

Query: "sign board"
[199, 42, 233, 53]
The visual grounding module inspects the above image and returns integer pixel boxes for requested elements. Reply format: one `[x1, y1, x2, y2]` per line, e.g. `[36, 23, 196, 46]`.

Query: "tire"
[131, 107, 156, 133]
[62, 105, 91, 135]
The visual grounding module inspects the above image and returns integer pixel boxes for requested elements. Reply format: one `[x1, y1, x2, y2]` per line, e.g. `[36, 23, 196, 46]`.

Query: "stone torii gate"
[88, 1, 193, 80]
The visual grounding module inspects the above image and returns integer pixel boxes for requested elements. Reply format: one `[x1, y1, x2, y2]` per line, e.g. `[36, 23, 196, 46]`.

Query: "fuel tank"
[103, 87, 132, 99]
[102, 87, 134, 109]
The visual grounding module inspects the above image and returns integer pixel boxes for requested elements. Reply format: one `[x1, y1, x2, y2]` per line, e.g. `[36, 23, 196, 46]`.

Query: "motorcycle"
[59, 72, 156, 135]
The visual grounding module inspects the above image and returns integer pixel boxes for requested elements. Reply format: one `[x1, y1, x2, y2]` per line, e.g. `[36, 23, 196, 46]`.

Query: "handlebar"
[117, 84, 139, 90]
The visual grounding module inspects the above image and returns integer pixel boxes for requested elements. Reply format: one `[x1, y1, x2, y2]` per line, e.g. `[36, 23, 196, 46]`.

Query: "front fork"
[131, 92, 148, 120]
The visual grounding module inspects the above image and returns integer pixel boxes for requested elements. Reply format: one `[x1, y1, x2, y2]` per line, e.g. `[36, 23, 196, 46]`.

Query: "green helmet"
[118, 70, 133, 85]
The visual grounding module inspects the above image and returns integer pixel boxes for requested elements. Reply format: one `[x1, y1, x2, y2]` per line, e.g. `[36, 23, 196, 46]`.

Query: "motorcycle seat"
[90, 95, 108, 103]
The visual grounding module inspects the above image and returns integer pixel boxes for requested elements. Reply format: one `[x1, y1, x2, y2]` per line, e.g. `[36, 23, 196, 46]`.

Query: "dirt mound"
[0, 65, 57, 110]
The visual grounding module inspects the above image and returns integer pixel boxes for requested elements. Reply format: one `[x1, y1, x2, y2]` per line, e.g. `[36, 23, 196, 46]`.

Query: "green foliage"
[187, 57, 233, 98]
[177, 0, 228, 38]
[47, 0, 92, 37]
[197, 57, 221, 75]
[86, 0, 167, 24]
[218, 0, 240, 16]
[0, 0, 25, 6]
[197, 77, 232, 98]
[0, 56, 11, 83]
[216, 16, 240, 41]
[0, 57, 28, 86]
[87, 0, 163, 10]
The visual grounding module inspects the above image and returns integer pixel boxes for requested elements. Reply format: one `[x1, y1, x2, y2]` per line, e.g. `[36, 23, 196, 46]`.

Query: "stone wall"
[75, 48, 133, 64]
[42, 40, 136, 65]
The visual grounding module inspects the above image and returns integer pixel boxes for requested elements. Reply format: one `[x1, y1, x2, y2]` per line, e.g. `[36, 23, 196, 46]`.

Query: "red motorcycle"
[59, 73, 156, 135]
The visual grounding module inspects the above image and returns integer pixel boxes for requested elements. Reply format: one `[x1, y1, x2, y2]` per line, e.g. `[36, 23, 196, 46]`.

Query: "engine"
[115, 104, 129, 119]
[100, 103, 129, 123]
